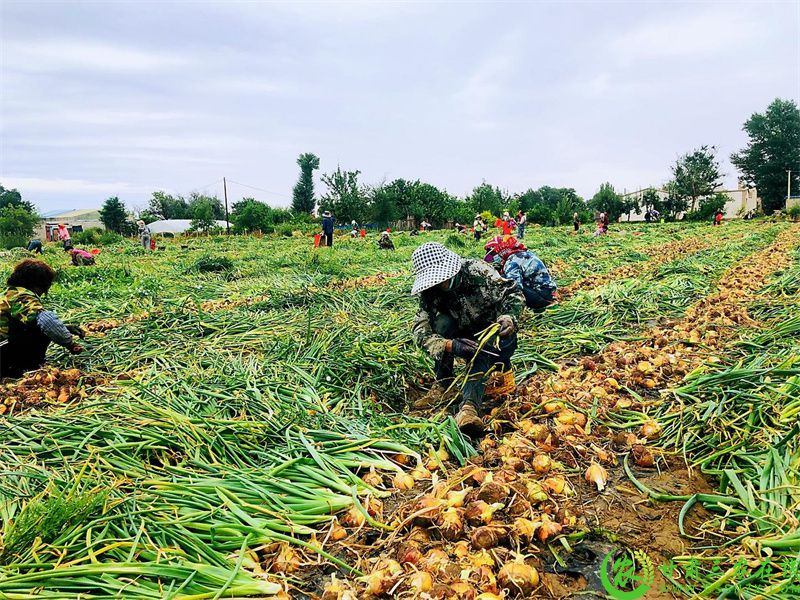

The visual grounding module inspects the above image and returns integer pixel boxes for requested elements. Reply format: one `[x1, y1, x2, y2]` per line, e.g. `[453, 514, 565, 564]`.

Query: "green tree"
[467, 182, 505, 217]
[620, 194, 641, 220]
[292, 153, 320, 214]
[659, 181, 690, 220]
[0, 184, 35, 213]
[370, 185, 400, 227]
[588, 182, 625, 222]
[188, 193, 225, 220]
[686, 192, 729, 222]
[231, 198, 274, 233]
[641, 188, 661, 211]
[189, 198, 217, 233]
[668, 145, 723, 212]
[99, 196, 129, 233]
[0, 205, 40, 249]
[517, 187, 585, 225]
[731, 98, 800, 214]
[318, 166, 369, 224]
[413, 182, 453, 226]
[149, 191, 189, 220]
[138, 210, 160, 224]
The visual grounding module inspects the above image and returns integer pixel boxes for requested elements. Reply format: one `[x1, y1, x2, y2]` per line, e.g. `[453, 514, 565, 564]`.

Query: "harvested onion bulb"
[498, 560, 540, 596]
[585, 461, 608, 492]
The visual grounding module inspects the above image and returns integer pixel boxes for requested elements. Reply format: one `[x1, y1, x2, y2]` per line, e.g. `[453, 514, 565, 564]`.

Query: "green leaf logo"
[600, 550, 655, 600]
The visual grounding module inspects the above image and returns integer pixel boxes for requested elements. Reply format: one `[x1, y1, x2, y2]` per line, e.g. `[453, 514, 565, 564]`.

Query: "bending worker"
[410, 242, 524, 435]
[377, 231, 395, 250]
[484, 235, 557, 311]
[1, 259, 84, 378]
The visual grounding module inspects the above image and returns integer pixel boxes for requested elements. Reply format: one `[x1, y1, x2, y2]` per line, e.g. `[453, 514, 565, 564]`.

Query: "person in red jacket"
[500, 211, 516, 236]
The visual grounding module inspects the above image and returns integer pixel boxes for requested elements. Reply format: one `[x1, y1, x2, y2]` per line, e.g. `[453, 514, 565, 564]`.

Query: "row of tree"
[283, 97, 799, 226]
[4, 97, 797, 243]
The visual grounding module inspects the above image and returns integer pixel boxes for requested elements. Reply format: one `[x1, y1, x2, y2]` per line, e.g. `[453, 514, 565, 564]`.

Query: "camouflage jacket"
[413, 259, 525, 360]
[0, 286, 45, 341]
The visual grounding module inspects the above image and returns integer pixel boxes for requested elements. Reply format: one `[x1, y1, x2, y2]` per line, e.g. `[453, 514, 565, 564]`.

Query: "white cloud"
[0, 176, 153, 195]
[451, 33, 522, 130]
[2, 39, 190, 72]
[610, 6, 758, 64]
[4, 107, 203, 127]
[211, 77, 295, 95]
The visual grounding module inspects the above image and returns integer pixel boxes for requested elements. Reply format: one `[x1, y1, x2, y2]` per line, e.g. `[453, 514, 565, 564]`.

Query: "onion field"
[1, 220, 799, 599]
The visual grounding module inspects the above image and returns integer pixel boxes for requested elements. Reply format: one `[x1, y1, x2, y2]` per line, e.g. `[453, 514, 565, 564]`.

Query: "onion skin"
[393, 472, 415, 490]
[471, 525, 507, 549]
[633, 444, 655, 467]
[477, 482, 509, 504]
[531, 454, 552, 474]
[498, 561, 540, 596]
[396, 542, 422, 565]
[450, 581, 477, 600]
[408, 571, 433, 593]
[436, 507, 465, 540]
[585, 461, 608, 492]
[641, 420, 661, 440]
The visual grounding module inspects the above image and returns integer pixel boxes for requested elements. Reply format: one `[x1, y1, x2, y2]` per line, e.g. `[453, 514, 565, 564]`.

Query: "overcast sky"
[1, 1, 798, 213]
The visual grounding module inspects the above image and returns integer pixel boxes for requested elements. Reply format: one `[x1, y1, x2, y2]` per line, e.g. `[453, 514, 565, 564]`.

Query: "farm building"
[39, 208, 105, 240]
[621, 182, 760, 221]
[147, 219, 231, 234]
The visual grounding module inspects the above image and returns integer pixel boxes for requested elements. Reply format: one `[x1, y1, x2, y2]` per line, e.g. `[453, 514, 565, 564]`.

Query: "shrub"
[787, 204, 800, 221]
[71, 228, 103, 245]
[0, 234, 28, 250]
[445, 233, 466, 248]
[276, 224, 295, 237]
[99, 231, 123, 245]
[188, 255, 234, 273]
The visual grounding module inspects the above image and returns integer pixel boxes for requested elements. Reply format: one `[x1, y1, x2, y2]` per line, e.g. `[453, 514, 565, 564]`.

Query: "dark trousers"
[432, 314, 517, 411]
[522, 285, 554, 311]
[322, 232, 333, 247]
[0, 321, 51, 378]
[573, 222, 579, 232]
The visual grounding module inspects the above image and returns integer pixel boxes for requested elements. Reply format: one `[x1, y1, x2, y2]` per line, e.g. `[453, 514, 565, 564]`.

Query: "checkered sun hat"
[411, 242, 463, 295]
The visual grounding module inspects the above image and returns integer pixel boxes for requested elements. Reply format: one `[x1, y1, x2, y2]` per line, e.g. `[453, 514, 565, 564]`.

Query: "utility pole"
[788, 170, 792, 202]
[223, 177, 230, 234]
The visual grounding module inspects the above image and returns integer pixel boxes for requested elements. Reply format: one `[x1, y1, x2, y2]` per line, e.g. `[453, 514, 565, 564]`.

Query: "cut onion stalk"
[436, 507, 465, 540]
[446, 488, 470, 508]
[585, 461, 608, 492]
[465, 500, 504, 526]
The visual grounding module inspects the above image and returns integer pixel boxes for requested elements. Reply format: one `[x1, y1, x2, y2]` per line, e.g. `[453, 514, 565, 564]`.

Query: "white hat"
[411, 242, 462, 295]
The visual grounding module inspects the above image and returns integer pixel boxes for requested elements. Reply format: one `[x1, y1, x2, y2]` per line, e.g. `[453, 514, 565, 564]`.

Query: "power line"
[225, 179, 289, 198]
[191, 178, 224, 192]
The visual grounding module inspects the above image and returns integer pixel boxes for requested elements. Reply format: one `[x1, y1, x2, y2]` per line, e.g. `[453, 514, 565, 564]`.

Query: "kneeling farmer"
[411, 242, 524, 435]
[484, 236, 556, 311]
[1, 260, 84, 378]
